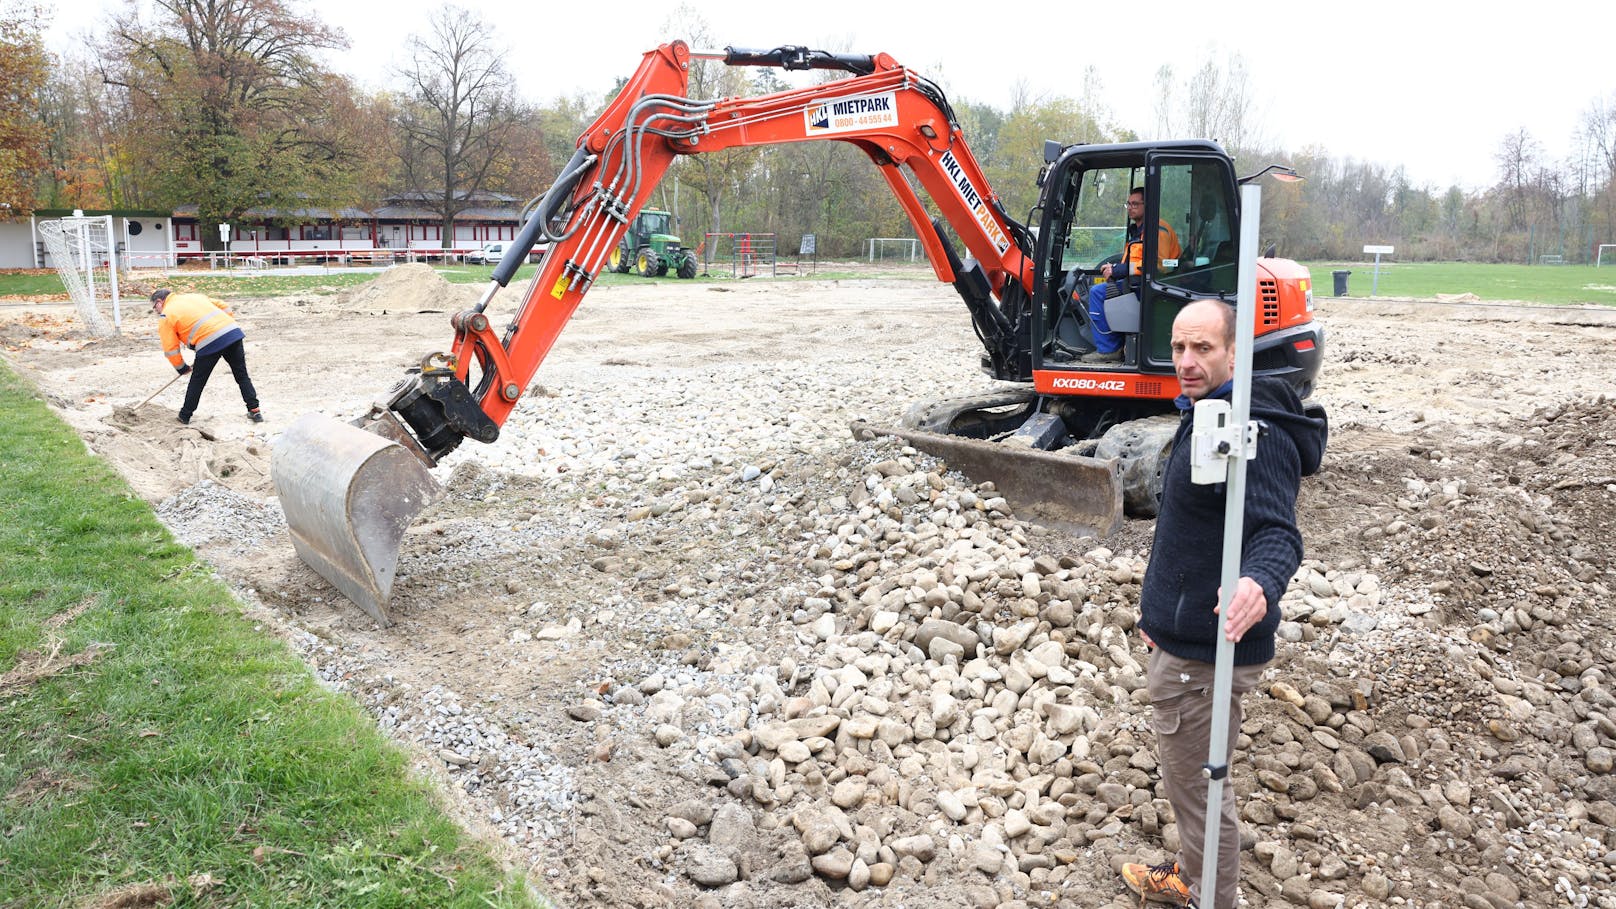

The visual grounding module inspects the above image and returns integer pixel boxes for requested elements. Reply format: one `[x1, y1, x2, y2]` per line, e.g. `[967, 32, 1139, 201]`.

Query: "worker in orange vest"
[151, 289, 262, 425]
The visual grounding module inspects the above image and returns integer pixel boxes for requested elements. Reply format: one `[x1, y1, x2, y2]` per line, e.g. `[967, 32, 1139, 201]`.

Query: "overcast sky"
[50, 0, 1613, 191]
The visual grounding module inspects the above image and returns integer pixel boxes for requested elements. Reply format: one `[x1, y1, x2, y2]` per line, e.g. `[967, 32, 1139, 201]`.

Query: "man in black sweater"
[1120, 299, 1326, 909]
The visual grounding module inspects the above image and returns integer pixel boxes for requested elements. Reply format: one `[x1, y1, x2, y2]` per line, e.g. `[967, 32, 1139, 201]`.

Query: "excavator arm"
[441, 41, 1034, 439]
[271, 42, 1082, 624]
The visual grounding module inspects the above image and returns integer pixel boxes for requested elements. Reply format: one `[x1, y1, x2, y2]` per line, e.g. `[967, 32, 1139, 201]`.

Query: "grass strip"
[1302, 261, 1616, 306]
[0, 361, 544, 908]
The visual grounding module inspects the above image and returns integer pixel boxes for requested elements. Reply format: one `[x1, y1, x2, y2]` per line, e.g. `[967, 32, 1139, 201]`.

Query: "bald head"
[1171, 299, 1236, 400]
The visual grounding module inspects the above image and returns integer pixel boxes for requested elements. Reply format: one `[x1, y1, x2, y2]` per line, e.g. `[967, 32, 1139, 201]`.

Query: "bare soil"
[3, 265, 1615, 908]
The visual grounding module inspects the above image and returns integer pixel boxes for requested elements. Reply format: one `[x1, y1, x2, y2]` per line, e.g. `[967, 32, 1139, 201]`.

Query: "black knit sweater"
[1137, 377, 1327, 666]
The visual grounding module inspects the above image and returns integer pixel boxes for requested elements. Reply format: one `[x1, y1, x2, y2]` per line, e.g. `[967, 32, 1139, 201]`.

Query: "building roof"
[383, 189, 520, 205]
[368, 205, 522, 222]
[31, 208, 170, 218]
[171, 204, 373, 220]
[59, 192, 526, 224]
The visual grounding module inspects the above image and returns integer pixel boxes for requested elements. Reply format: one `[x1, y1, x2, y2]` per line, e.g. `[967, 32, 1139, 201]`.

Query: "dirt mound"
[91, 404, 273, 500]
[334, 262, 474, 312]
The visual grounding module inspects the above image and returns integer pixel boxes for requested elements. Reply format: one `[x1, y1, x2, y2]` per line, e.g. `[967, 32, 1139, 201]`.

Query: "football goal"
[38, 213, 122, 336]
[867, 237, 920, 263]
[1598, 244, 1616, 267]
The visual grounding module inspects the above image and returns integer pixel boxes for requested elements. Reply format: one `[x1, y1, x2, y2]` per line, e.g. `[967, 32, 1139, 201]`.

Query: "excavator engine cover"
[272, 413, 442, 625]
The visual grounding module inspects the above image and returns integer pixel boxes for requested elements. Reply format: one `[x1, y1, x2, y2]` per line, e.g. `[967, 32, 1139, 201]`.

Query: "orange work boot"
[1120, 859, 1193, 905]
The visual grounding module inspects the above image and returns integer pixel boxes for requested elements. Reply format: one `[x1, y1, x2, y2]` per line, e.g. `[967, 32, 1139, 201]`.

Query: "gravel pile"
[155, 339, 1616, 908]
[156, 480, 283, 556]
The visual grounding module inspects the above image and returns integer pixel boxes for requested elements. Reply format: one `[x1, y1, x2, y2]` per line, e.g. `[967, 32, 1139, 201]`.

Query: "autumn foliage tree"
[0, 4, 49, 216]
[103, 0, 354, 249]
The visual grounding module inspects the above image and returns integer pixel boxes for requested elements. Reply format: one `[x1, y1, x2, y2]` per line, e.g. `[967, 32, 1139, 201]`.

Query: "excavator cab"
[1037, 142, 1240, 371]
[1032, 141, 1319, 391]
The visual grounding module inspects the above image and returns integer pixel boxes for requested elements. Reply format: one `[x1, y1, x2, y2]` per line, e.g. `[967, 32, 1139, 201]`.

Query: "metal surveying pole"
[1195, 181, 1263, 907]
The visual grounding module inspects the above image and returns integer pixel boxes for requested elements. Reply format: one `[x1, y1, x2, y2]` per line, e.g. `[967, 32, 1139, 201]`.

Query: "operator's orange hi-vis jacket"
[1124, 221, 1183, 275]
[157, 293, 238, 369]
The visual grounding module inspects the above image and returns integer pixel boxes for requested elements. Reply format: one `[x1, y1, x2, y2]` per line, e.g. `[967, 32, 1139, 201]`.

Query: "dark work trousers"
[180, 338, 259, 421]
[1147, 648, 1268, 909]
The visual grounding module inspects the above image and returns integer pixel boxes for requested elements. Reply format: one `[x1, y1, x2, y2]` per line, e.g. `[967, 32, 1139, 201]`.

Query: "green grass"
[0, 363, 544, 908]
[22, 258, 1606, 306]
[0, 258, 906, 302]
[0, 272, 69, 296]
[1301, 261, 1616, 306]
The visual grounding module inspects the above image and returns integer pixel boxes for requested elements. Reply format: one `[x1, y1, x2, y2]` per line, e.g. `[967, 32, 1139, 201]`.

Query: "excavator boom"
[271, 42, 1131, 622]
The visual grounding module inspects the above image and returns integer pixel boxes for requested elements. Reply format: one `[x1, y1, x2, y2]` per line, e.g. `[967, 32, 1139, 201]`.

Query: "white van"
[467, 240, 547, 265]
[468, 241, 509, 265]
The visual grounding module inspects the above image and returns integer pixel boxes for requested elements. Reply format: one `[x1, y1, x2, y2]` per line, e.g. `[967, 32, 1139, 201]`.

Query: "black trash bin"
[1332, 270, 1351, 296]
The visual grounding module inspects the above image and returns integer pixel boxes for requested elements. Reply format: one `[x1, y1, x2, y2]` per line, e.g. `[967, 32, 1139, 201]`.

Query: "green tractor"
[608, 209, 699, 278]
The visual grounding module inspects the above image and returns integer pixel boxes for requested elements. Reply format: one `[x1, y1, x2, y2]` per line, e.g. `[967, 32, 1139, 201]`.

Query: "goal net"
[38, 214, 122, 336]
[1598, 244, 1616, 267]
[867, 237, 921, 262]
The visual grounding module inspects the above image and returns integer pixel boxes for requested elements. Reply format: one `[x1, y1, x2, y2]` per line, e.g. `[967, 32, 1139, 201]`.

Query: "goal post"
[867, 237, 920, 263]
[37, 213, 122, 336]
[1598, 244, 1616, 267]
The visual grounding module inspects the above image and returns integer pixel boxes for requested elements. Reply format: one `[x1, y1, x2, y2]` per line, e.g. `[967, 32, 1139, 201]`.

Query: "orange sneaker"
[1120, 860, 1193, 905]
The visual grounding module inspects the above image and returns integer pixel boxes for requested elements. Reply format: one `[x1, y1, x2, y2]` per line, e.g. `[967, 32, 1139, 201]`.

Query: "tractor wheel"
[609, 245, 631, 273]
[636, 248, 660, 277]
[676, 256, 697, 279]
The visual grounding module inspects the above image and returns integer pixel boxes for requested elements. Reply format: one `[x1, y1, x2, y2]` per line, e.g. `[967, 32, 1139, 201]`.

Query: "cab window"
[1154, 162, 1237, 296]
[1054, 166, 1136, 273]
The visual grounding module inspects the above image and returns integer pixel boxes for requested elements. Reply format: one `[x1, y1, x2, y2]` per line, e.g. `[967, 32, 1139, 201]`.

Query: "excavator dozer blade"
[850, 421, 1124, 539]
[271, 413, 443, 626]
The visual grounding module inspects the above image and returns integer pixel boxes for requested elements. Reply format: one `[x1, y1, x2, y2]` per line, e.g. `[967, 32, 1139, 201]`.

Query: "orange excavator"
[271, 42, 1324, 624]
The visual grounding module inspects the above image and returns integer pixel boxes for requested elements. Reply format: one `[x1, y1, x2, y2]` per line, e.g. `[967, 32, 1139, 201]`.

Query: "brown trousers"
[1147, 648, 1268, 909]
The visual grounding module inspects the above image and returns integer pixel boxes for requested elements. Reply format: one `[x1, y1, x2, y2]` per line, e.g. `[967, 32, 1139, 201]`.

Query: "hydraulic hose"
[490, 147, 597, 289]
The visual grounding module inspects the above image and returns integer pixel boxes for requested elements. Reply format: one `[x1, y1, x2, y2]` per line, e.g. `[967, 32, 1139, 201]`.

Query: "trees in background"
[0, 4, 48, 216]
[17, 3, 1616, 265]
[1154, 53, 1264, 157]
[394, 8, 524, 249]
[37, 53, 135, 210]
[102, 0, 355, 250]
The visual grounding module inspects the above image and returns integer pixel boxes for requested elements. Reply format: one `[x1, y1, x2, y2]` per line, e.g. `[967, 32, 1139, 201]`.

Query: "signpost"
[219, 223, 232, 269]
[1363, 244, 1394, 296]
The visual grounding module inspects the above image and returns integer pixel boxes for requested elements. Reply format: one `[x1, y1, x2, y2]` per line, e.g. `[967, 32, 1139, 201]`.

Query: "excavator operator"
[1080, 187, 1181, 363]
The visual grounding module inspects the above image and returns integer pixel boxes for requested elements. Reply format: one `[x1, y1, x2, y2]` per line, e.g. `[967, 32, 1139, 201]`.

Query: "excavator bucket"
[849, 421, 1124, 539]
[271, 413, 442, 626]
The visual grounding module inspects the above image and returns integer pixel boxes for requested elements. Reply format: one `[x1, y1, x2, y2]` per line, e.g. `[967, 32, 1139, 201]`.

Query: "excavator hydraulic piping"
[714, 45, 877, 74]
[489, 148, 597, 292]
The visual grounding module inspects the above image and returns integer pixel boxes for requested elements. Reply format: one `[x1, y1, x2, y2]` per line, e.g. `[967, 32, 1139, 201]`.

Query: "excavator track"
[899, 388, 1042, 437]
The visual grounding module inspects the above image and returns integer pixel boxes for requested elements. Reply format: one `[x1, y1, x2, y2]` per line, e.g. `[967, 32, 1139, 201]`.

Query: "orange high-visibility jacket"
[1124, 220, 1183, 276]
[157, 293, 238, 369]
